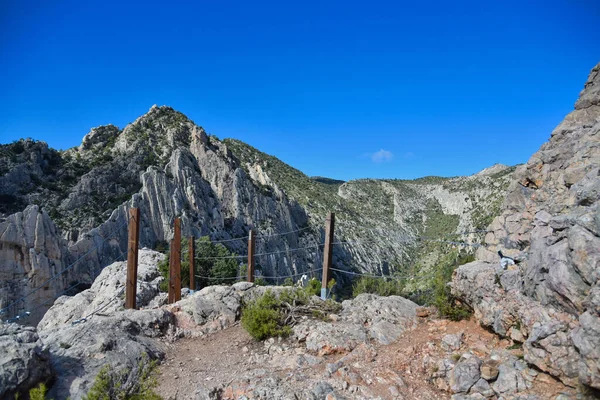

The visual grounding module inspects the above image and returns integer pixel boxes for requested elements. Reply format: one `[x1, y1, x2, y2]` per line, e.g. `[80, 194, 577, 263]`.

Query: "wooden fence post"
[321, 212, 335, 300]
[189, 236, 196, 292]
[125, 208, 140, 309]
[173, 218, 182, 302]
[168, 239, 175, 304]
[247, 230, 255, 283]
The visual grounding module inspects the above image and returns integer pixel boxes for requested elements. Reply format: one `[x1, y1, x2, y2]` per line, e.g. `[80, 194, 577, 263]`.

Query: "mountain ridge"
[0, 106, 514, 323]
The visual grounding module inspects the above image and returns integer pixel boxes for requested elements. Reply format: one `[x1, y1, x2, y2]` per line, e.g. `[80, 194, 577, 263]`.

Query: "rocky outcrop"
[452, 62, 600, 389]
[38, 249, 166, 331]
[293, 294, 418, 355]
[0, 206, 72, 323]
[0, 323, 51, 398]
[39, 308, 172, 399]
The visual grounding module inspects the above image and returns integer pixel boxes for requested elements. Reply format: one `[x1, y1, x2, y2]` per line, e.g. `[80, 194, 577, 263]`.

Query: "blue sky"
[0, 1, 598, 181]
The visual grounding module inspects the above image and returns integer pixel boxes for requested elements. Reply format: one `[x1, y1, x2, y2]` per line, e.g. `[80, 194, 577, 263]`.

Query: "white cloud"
[371, 149, 394, 163]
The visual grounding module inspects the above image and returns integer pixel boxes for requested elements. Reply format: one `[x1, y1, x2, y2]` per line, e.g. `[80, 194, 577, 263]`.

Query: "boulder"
[449, 355, 482, 393]
[341, 294, 418, 345]
[38, 308, 171, 399]
[37, 249, 165, 331]
[172, 285, 242, 335]
[293, 293, 418, 355]
[0, 323, 52, 398]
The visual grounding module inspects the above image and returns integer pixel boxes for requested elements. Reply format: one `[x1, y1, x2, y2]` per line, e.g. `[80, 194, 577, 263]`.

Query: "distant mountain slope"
[0, 106, 514, 323]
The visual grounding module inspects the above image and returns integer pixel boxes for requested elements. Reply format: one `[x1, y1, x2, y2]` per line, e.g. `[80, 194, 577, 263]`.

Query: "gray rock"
[0, 323, 52, 399]
[451, 394, 485, 400]
[572, 310, 600, 388]
[311, 381, 334, 398]
[442, 332, 464, 351]
[39, 308, 168, 400]
[341, 294, 417, 345]
[292, 293, 417, 355]
[450, 356, 482, 393]
[470, 379, 494, 397]
[175, 285, 242, 334]
[452, 63, 600, 390]
[0, 206, 71, 323]
[37, 249, 165, 331]
[491, 362, 528, 395]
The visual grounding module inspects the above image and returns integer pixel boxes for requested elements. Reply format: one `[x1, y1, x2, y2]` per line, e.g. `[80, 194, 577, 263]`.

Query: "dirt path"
[155, 318, 574, 400]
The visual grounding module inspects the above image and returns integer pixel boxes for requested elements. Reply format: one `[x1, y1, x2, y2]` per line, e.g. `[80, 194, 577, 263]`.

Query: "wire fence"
[2, 213, 490, 324]
[186, 227, 487, 288]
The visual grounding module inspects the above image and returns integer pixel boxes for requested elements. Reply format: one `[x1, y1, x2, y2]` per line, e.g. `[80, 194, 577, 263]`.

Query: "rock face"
[0, 206, 72, 323]
[452, 63, 600, 389]
[38, 249, 166, 331]
[0, 323, 52, 399]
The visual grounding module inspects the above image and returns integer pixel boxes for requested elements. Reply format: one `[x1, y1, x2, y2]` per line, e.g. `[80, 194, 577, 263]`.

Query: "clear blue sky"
[1, 1, 598, 181]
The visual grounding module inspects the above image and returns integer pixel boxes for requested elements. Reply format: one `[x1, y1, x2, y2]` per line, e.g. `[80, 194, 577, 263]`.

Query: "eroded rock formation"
[452, 63, 600, 389]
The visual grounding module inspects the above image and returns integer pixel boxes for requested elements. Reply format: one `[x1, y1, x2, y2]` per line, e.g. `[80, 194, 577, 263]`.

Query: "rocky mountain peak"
[79, 124, 121, 152]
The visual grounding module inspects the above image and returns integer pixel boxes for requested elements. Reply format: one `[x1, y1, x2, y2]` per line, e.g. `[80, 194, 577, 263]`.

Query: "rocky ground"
[0, 249, 588, 400]
[154, 313, 574, 400]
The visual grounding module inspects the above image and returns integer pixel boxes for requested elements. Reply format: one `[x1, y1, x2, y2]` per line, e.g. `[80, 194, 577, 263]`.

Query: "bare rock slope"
[452, 63, 600, 389]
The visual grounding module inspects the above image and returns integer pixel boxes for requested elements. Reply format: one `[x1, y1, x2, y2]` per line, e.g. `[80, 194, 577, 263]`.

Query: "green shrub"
[29, 383, 52, 400]
[83, 354, 162, 400]
[352, 276, 404, 297]
[83, 365, 117, 400]
[241, 290, 291, 340]
[282, 277, 294, 286]
[302, 277, 320, 296]
[242, 286, 341, 341]
[254, 277, 268, 286]
[428, 251, 474, 321]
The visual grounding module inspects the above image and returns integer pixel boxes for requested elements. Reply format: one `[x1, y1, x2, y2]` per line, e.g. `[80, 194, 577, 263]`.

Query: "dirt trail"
[155, 317, 574, 400]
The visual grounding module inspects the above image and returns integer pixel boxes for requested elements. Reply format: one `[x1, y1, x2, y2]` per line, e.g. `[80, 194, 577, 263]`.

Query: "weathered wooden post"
[189, 236, 196, 292]
[168, 218, 182, 303]
[168, 239, 175, 304]
[247, 230, 255, 282]
[173, 218, 182, 302]
[321, 212, 335, 300]
[125, 208, 140, 309]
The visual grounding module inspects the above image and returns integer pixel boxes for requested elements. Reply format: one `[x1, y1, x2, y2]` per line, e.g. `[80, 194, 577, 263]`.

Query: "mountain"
[0, 106, 514, 323]
[452, 62, 600, 390]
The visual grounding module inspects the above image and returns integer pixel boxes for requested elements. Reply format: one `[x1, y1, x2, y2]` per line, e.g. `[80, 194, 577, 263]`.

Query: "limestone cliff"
[1, 105, 512, 325]
[452, 63, 600, 390]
